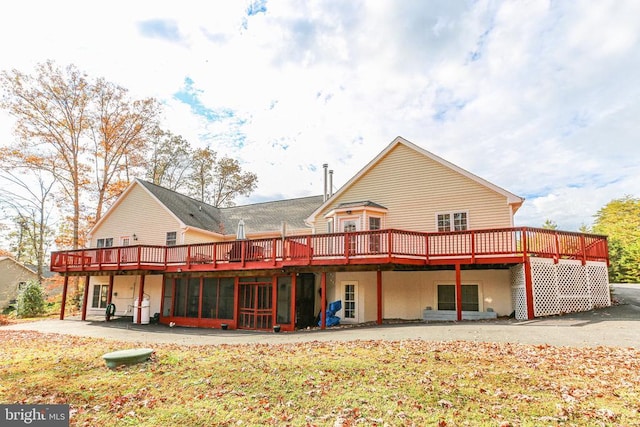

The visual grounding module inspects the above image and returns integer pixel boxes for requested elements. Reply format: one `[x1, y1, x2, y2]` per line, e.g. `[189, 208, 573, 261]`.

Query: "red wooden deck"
[50, 227, 609, 274]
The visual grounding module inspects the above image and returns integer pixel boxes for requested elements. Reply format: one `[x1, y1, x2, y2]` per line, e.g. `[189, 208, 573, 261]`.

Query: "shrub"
[17, 281, 46, 318]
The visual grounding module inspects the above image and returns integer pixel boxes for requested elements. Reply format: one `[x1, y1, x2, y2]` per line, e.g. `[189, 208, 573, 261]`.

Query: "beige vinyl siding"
[315, 144, 513, 233]
[184, 229, 223, 245]
[333, 269, 512, 321]
[88, 274, 162, 317]
[92, 184, 183, 247]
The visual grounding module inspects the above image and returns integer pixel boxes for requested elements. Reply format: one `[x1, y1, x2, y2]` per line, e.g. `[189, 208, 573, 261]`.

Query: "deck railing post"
[580, 235, 587, 265]
[471, 231, 476, 263]
[344, 233, 350, 264]
[424, 232, 429, 263]
[272, 238, 277, 266]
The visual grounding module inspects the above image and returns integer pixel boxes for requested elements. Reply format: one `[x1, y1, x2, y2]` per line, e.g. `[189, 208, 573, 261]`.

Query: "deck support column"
[320, 272, 327, 330]
[290, 273, 297, 330]
[137, 274, 146, 324]
[524, 257, 535, 320]
[81, 275, 90, 321]
[455, 263, 462, 321]
[107, 275, 114, 306]
[60, 276, 69, 320]
[376, 270, 383, 325]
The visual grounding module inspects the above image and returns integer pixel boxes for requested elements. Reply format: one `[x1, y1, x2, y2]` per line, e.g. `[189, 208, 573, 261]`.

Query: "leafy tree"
[89, 78, 160, 222]
[0, 61, 161, 249]
[145, 134, 258, 207]
[0, 61, 90, 250]
[188, 147, 217, 203]
[208, 157, 258, 208]
[592, 195, 640, 283]
[542, 219, 558, 230]
[17, 280, 46, 318]
[146, 128, 192, 191]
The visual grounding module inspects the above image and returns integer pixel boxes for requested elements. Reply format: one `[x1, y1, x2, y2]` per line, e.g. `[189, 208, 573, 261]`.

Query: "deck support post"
[455, 263, 462, 321]
[320, 272, 327, 330]
[290, 273, 297, 330]
[60, 276, 69, 320]
[81, 275, 90, 321]
[524, 257, 535, 320]
[107, 275, 114, 306]
[376, 270, 383, 325]
[137, 274, 146, 324]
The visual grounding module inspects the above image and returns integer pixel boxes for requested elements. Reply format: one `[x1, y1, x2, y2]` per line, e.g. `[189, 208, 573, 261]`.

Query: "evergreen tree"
[17, 280, 46, 318]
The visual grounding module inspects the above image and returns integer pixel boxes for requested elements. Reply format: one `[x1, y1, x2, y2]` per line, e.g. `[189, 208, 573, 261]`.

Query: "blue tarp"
[318, 300, 341, 327]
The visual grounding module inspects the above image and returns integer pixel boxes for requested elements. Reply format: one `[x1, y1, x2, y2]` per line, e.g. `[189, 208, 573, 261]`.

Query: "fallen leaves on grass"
[0, 330, 639, 426]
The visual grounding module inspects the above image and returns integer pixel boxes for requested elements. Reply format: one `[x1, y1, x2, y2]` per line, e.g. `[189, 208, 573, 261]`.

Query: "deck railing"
[50, 227, 609, 273]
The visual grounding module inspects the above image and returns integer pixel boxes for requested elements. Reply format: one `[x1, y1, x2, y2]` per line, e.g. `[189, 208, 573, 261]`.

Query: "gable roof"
[91, 179, 324, 238]
[137, 179, 226, 233]
[138, 180, 323, 235]
[306, 136, 524, 224]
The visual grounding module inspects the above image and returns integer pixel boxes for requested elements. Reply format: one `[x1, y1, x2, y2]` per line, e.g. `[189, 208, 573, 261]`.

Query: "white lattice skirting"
[510, 258, 610, 320]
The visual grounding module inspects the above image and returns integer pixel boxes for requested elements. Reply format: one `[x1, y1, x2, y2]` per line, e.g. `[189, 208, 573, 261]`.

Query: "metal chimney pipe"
[323, 163, 328, 202]
[329, 169, 333, 198]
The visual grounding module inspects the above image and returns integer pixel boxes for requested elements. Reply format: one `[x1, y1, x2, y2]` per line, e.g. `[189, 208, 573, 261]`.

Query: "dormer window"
[324, 201, 387, 234]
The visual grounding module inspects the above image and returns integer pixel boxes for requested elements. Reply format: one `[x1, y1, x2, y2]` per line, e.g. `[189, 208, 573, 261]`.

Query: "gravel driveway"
[3, 284, 639, 348]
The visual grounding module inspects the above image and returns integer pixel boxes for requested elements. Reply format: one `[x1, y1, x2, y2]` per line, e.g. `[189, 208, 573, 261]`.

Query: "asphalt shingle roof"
[137, 179, 324, 236]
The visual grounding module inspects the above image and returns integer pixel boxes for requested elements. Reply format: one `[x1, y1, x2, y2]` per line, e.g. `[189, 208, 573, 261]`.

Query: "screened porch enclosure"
[161, 274, 299, 331]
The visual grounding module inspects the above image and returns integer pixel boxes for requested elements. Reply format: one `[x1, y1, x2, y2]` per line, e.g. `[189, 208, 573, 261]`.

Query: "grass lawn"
[0, 330, 638, 426]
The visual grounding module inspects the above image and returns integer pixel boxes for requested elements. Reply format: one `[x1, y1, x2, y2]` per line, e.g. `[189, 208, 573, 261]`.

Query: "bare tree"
[0, 169, 56, 279]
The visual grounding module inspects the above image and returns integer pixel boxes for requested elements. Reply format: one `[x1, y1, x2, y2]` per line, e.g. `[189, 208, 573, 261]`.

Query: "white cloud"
[1, 0, 638, 231]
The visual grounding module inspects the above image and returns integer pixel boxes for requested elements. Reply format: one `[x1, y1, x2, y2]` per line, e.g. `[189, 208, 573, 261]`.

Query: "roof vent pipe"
[329, 169, 333, 198]
[323, 163, 328, 202]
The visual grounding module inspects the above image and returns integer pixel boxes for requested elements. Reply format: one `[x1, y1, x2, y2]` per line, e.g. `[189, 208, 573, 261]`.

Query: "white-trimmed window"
[327, 218, 334, 233]
[92, 284, 109, 309]
[437, 211, 468, 232]
[96, 238, 113, 248]
[342, 281, 358, 322]
[166, 231, 177, 246]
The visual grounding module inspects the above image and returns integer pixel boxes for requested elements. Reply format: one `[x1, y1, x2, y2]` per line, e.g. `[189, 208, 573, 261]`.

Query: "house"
[0, 256, 41, 311]
[50, 137, 611, 331]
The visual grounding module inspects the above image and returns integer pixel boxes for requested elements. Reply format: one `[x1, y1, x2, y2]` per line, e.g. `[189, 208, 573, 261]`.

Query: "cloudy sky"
[1, 0, 638, 231]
